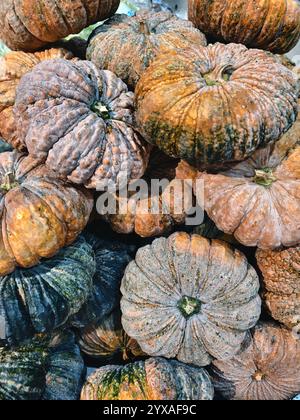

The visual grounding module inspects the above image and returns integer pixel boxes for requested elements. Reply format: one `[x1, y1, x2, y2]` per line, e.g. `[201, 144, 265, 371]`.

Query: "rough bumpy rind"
[136, 43, 299, 168]
[15, 59, 149, 189]
[257, 246, 300, 329]
[121, 232, 261, 367]
[188, 0, 300, 54]
[87, 10, 207, 89]
[0, 151, 93, 275]
[0, 49, 74, 149]
[0, 236, 96, 347]
[0, 0, 120, 51]
[211, 322, 300, 401]
[81, 357, 214, 400]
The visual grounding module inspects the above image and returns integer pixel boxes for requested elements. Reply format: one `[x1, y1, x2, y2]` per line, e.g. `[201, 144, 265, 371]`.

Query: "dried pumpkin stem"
[91, 101, 111, 120]
[253, 168, 277, 187]
[139, 21, 151, 36]
[0, 172, 18, 192]
[178, 296, 201, 319]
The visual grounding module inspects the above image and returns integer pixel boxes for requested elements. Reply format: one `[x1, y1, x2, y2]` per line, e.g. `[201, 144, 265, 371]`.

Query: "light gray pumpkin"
[121, 232, 261, 367]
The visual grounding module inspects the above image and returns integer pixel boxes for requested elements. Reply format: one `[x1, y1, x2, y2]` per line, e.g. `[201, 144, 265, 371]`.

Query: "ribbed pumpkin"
[0, 331, 85, 401]
[0, 151, 93, 276]
[211, 323, 300, 401]
[0, 0, 120, 52]
[257, 246, 300, 329]
[0, 48, 73, 149]
[0, 236, 96, 347]
[135, 43, 298, 168]
[71, 232, 135, 328]
[121, 232, 261, 367]
[81, 357, 214, 400]
[15, 59, 149, 189]
[78, 309, 144, 362]
[101, 151, 194, 238]
[196, 127, 300, 249]
[188, 0, 300, 54]
[87, 10, 207, 89]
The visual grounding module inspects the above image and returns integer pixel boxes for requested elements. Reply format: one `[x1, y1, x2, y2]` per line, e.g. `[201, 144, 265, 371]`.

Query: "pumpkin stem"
[139, 21, 151, 36]
[253, 168, 277, 187]
[0, 172, 18, 192]
[177, 296, 201, 319]
[253, 371, 265, 382]
[203, 66, 234, 86]
[91, 101, 111, 120]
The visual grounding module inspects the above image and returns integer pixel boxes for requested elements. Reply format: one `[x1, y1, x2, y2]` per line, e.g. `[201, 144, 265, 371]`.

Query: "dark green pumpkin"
[0, 237, 96, 347]
[0, 330, 85, 400]
[71, 232, 135, 328]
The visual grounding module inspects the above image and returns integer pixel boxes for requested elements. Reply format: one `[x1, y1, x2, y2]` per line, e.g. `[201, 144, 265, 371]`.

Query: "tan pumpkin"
[135, 43, 299, 168]
[78, 310, 145, 362]
[0, 48, 73, 150]
[196, 128, 300, 250]
[81, 357, 214, 400]
[188, 0, 300, 54]
[0, 151, 93, 276]
[121, 232, 261, 367]
[257, 246, 300, 329]
[87, 10, 207, 89]
[211, 322, 300, 400]
[0, 0, 120, 52]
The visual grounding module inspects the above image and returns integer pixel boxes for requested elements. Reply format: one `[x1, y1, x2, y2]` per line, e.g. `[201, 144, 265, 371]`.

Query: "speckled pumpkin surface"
[14, 59, 149, 189]
[81, 357, 214, 400]
[87, 10, 207, 89]
[0, 330, 85, 400]
[211, 322, 300, 401]
[0, 0, 120, 52]
[0, 236, 96, 347]
[0, 48, 73, 149]
[257, 246, 300, 329]
[121, 232, 261, 367]
[135, 43, 299, 168]
[197, 130, 300, 249]
[71, 232, 135, 328]
[78, 309, 144, 362]
[0, 151, 93, 276]
[188, 0, 300, 54]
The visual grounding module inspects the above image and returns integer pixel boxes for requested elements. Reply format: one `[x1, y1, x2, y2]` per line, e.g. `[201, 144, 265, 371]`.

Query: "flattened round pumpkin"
[121, 232, 261, 367]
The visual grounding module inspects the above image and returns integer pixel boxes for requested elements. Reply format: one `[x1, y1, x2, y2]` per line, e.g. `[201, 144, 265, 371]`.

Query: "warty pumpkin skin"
[0, 331, 85, 401]
[78, 309, 145, 362]
[81, 357, 214, 400]
[0, 151, 93, 276]
[135, 43, 299, 168]
[71, 232, 135, 328]
[0, 0, 120, 52]
[0, 236, 96, 347]
[211, 323, 300, 401]
[188, 0, 300, 54]
[0, 48, 73, 150]
[15, 59, 150, 189]
[256, 246, 300, 329]
[196, 129, 300, 250]
[121, 232, 261, 367]
[87, 10, 207, 89]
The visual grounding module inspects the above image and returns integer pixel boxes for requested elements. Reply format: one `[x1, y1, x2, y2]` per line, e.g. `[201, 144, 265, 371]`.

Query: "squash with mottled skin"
[135, 43, 298, 168]
[0, 0, 120, 52]
[87, 10, 207, 89]
[0, 151, 93, 276]
[81, 357, 214, 400]
[15, 59, 149, 189]
[121, 232, 261, 367]
[188, 0, 300, 54]
[0, 236, 96, 347]
[257, 246, 300, 329]
[211, 323, 300, 401]
[0, 49, 73, 150]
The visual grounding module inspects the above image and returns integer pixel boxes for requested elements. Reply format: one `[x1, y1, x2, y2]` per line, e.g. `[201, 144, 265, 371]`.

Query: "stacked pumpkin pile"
[0, 0, 299, 401]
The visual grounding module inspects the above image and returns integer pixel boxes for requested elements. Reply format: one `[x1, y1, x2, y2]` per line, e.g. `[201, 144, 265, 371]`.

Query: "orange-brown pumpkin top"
[0, 0, 120, 52]
[0, 48, 73, 150]
[0, 151, 93, 276]
[188, 0, 300, 54]
[135, 43, 299, 168]
[87, 10, 207, 89]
